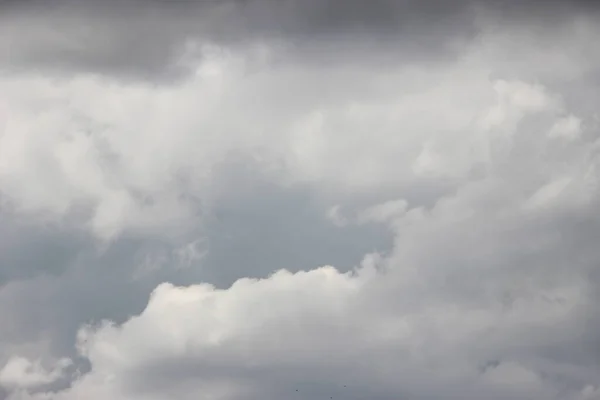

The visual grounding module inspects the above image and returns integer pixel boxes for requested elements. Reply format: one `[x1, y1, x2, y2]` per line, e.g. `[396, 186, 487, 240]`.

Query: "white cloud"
[356, 199, 408, 224]
[6, 74, 600, 398]
[523, 176, 573, 211]
[0, 37, 574, 240]
[549, 115, 583, 139]
[325, 205, 348, 227]
[0, 357, 71, 392]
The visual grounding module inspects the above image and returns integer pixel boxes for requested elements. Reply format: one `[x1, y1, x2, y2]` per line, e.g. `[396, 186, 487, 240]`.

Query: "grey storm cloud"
[0, 0, 473, 79]
[0, 0, 598, 79]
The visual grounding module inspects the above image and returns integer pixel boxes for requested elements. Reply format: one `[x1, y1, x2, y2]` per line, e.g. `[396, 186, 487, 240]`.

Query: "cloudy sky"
[1, 0, 600, 399]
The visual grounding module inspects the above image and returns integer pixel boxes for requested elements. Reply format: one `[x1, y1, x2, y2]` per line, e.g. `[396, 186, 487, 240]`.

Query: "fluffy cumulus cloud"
[1, 1, 600, 399]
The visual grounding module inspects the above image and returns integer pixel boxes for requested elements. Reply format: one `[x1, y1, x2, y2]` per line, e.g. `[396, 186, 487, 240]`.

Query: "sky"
[1, 0, 600, 399]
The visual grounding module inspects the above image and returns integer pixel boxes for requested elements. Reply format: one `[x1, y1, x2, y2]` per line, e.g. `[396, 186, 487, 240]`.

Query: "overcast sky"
[1, 0, 600, 399]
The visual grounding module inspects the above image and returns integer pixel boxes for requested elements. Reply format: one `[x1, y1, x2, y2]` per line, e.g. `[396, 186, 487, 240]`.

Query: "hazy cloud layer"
[1, 1, 600, 400]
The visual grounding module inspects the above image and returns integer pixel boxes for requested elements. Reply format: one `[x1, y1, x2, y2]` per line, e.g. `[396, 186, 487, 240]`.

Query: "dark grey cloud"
[4, 0, 597, 80]
[0, 0, 472, 79]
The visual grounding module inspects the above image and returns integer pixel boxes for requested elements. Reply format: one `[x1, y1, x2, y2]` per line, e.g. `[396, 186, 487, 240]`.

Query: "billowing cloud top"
[1, 1, 600, 400]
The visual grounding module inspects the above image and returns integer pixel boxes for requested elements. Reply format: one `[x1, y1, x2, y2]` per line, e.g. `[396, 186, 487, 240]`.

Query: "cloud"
[549, 115, 583, 140]
[1, 3, 600, 400]
[0, 357, 72, 393]
[0, 0, 481, 79]
[4, 19, 598, 240]
[1, 0, 599, 80]
[5, 73, 600, 399]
